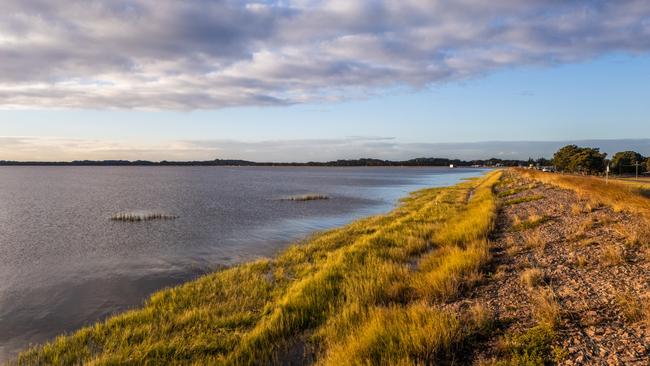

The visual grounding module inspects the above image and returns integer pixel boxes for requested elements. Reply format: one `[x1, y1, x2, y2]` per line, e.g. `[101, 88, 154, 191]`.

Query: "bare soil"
[463, 171, 649, 365]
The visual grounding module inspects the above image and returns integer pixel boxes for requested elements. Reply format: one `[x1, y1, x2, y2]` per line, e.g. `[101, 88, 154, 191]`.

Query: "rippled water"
[0, 166, 486, 360]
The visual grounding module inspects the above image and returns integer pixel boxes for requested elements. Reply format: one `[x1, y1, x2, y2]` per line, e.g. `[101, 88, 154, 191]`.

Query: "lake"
[0, 166, 486, 361]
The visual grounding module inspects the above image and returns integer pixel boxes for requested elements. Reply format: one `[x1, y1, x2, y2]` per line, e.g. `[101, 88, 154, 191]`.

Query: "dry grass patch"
[575, 254, 588, 268]
[614, 292, 649, 325]
[532, 288, 561, 329]
[519, 268, 546, 289]
[620, 224, 650, 249]
[521, 230, 546, 254]
[570, 203, 583, 215]
[510, 214, 550, 232]
[578, 217, 596, 232]
[600, 245, 625, 266]
[518, 169, 650, 218]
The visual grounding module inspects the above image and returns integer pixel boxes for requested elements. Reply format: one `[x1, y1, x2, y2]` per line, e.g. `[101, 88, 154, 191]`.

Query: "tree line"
[552, 145, 649, 175]
[0, 157, 527, 167]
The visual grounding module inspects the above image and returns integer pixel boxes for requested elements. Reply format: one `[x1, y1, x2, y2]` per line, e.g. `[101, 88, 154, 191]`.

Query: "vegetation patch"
[503, 195, 545, 206]
[489, 325, 556, 366]
[497, 186, 529, 198]
[282, 193, 329, 201]
[510, 214, 550, 232]
[615, 292, 648, 324]
[600, 245, 625, 266]
[519, 268, 545, 289]
[518, 169, 650, 217]
[110, 211, 178, 221]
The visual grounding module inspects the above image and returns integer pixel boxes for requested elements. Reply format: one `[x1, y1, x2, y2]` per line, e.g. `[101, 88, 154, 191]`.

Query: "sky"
[1, 1, 650, 162]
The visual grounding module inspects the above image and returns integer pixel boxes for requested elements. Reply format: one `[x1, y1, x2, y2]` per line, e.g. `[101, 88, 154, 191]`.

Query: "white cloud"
[0, 1, 649, 109]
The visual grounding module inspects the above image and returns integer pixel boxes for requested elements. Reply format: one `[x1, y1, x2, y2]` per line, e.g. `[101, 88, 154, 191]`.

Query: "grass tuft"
[531, 288, 561, 329]
[600, 245, 625, 266]
[519, 268, 545, 289]
[510, 214, 549, 232]
[503, 195, 545, 206]
[489, 325, 556, 366]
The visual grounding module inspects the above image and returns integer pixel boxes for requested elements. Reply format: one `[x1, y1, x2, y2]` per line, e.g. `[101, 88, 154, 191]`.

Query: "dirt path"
[468, 170, 649, 365]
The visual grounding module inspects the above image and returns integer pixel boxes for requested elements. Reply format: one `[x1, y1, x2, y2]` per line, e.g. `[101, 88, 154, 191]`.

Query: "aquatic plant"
[110, 211, 178, 222]
[282, 193, 330, 201]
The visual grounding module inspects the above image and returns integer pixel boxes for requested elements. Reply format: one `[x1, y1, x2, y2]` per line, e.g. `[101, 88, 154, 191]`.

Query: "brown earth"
[456, 170, 649, 365]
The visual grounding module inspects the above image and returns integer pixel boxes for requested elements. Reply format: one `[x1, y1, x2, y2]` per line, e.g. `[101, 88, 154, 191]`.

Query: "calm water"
[0, 166, 486, 360]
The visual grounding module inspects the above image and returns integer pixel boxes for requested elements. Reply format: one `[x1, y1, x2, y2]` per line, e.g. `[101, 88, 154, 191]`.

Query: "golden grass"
[614, 292, 648, 325]
[574, 254, 588, 268]
[600, 245, 625, 266]
[17, 172, 503, 365]
[520, 268, 545, 289]
[570, 203, 582, 215]
[518, 169, 650, 218]
[522, 230, 546, 254]
[510, 214, 549, 232]
[531, 288, 561, 329]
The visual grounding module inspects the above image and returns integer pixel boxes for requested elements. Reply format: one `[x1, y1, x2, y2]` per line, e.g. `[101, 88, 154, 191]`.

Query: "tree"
[647, 157, 650, 173]
[610, 151, 645, 175]
[553, 145, 580, 172]
[567, 147, 607, 175]
[552, 145, 607, 174]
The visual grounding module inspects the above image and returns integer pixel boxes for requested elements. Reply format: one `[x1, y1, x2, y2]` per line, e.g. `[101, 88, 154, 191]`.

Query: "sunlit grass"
[18, 172, 503, 365]
[518, 169, 650, 218]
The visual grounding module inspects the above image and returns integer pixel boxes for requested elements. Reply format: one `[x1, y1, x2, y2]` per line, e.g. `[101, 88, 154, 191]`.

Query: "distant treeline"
[0, 157, 526, 167]
[550, 145, 649, 175]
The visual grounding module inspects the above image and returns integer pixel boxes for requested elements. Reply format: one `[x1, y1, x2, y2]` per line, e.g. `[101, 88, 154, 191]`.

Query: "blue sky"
[1, 1, 650, 161]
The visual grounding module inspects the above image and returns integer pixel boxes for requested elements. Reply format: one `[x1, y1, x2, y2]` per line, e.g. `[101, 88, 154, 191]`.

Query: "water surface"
[0, 166, 486, 360]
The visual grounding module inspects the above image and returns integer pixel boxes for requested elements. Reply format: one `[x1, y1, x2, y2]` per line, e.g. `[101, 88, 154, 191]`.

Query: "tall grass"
[518, 169, 650, 218]
[17, 171, 502, 366]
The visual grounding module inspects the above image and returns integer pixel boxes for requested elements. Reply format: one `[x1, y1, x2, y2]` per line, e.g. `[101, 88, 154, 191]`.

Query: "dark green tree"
[647, 157, 650, 173]
[552, 145, 580, 172]
[567, 148, 607, 174]
[610, 151, 646, 175]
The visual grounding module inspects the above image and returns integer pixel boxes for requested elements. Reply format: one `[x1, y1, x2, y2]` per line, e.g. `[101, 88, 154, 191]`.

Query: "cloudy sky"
[1, 0, 650, 161]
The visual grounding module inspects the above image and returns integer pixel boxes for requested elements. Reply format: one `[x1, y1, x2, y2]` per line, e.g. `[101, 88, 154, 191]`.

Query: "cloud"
[1, 1, 650, 109]
[2, 136, 649, 162]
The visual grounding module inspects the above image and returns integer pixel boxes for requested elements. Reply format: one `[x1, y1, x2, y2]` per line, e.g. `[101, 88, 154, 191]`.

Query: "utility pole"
[634, 161, 641, 179]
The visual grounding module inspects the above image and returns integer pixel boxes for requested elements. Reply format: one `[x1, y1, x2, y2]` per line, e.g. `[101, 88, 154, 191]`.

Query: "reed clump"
[110, 211, 178, 222]
[282, 193, 330, 201]
[18, 172, 503, 365]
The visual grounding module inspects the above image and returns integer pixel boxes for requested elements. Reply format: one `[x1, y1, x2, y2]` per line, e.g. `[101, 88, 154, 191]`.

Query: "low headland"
[13, 169, 650, 365]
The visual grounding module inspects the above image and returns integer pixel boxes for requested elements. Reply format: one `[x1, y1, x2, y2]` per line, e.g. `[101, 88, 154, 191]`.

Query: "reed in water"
[110, 211, 178, 222]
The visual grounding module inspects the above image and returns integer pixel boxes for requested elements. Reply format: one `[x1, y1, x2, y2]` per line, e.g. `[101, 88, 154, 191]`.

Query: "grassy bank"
[16, 171, 502, 365]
